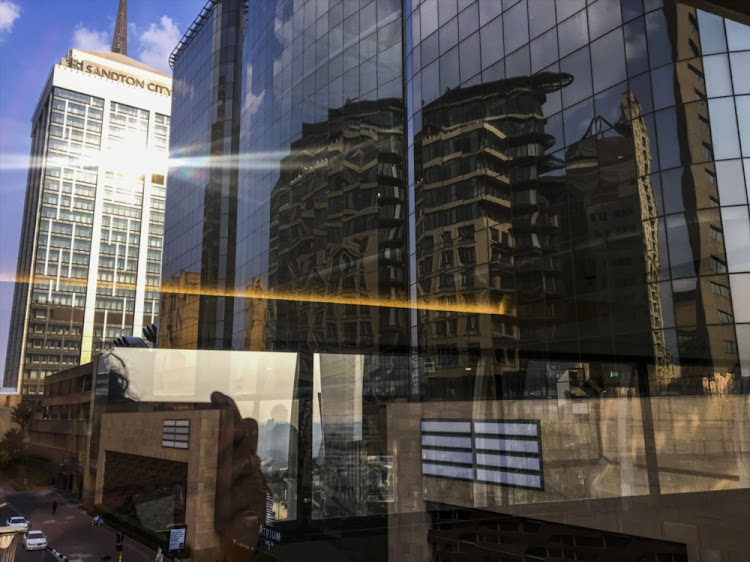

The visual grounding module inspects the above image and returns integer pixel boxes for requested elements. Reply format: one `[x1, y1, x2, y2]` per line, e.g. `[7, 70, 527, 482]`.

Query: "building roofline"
[31, 67, 54, 126]
[73, 49, 171, 78]
[169, 0, 218, 70]
[169, 0, 248, 70]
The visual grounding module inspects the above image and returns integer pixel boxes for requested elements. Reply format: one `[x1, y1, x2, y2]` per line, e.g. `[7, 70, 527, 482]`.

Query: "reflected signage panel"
[420, 419, 544, 490]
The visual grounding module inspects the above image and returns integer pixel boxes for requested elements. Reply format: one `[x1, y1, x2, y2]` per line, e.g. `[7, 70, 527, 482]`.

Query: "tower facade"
[3, 20, 172, 396]
[162, 0, 750, 394]
[160, 0, 245, 351]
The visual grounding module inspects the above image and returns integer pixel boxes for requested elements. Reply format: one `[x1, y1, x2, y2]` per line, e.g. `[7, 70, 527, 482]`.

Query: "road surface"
[1, 488, 153, 562]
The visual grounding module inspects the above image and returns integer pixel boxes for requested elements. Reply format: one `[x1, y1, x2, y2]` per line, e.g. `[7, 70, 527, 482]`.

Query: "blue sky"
[0, 0, 207, 379]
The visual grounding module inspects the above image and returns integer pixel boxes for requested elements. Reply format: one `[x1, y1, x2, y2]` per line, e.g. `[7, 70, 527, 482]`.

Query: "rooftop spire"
[111, 0, 127, 55]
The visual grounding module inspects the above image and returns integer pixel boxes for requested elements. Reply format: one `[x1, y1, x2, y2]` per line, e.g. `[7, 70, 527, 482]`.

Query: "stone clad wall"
[97, 409, 221, 561]
[387, 395, 750, 562]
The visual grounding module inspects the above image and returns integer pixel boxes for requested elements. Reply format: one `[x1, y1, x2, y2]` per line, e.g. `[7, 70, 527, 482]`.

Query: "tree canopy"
[0, 428, 25, 464]
[10, 402, 33, 436]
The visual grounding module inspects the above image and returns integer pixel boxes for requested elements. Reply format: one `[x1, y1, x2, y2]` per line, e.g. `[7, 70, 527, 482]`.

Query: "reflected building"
[413, 77, 677, 400]
[267, 99, 409, 357]
[665, 2, 742, 393]
[158, 270, 201, 349]
[558, 91, 675, 394]
[155, 0, 750, 561]
[414, 73, 572, 401]
[3, 3, 171, 398]
[243, 276, 269, 350]
[265, 99, 412, 520]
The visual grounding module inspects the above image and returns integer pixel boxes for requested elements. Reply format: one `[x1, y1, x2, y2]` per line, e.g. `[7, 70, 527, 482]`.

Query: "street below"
[1, 489, 152, 562]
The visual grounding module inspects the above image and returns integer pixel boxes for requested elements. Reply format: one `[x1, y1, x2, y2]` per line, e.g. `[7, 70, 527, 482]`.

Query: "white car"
[6, 516, 29, 531]
[23, 530, 48, 551]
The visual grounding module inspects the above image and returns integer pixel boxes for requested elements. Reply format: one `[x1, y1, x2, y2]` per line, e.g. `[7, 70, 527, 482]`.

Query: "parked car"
[23, 530, 48, 550]
[6, 516, 29, 531]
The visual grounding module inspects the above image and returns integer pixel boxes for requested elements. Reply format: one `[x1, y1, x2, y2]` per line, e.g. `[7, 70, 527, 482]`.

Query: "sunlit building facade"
[3, 39, 171, 397]
[149, 0, 750, 560]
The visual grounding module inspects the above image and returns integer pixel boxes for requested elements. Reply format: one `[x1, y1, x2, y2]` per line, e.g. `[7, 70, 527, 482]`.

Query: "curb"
[80, 520, 158, 561]
[48, 547, 69, 562]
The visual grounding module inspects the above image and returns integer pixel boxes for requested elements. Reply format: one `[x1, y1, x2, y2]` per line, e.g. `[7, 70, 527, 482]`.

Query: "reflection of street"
[0, 490, 151, 562]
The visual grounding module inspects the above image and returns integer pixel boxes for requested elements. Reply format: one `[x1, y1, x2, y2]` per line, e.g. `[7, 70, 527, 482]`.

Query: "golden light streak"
[0, 272, 509, 316]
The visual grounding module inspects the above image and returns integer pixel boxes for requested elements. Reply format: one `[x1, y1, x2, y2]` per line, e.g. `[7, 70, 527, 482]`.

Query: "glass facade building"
[151, 0, 750, 560]
[403, 0, 750, 400]
[161, 0, 245, 352]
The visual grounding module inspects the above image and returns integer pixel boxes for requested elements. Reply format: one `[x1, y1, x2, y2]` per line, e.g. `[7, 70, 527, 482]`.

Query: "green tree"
[0, 428, 26, 464]
[10, 402, 33, 436]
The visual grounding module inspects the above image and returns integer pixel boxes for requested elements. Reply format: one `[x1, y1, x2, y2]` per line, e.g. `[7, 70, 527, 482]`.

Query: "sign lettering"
[69, 57, 171, 96]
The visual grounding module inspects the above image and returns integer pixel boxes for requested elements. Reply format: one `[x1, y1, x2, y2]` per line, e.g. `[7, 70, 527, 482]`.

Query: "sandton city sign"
[68, 57, 171, 96]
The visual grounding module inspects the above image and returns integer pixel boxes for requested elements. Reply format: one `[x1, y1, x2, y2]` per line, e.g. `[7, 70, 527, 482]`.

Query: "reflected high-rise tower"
[663, 2, 742, 393]
[266, 99, 411, 520]
[413, 73, 572, 401]
[559, 91, 674, 394]
[267, 99, 409, 357]
[3, 1, 171, 397]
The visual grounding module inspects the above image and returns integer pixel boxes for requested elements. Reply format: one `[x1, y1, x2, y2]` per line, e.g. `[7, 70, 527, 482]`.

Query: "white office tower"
[3, 1, 171, 396]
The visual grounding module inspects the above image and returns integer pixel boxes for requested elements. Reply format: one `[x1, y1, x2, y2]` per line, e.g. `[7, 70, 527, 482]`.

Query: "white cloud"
[137, 16, 180, 74]
[0, 0, 20, 36]
[72, 24, 110, 51]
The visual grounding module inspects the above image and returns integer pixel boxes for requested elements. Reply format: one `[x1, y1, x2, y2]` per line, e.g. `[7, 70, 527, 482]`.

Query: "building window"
[458, 224, 475, 241]
[705, 169, 716, 184]
[688, 12, 699, 33]
[718, 310, 734, 324]
[458, 247, 476, 265]
[162, 419, 190, 449]
[688, 39, 700, 57]
[468, 345, 481, 366]
[439, 273, 456, 289]
[710, 256, 728, 274]
[436, 346, 458, 367]
[711, 281, 730, 297]
[724, 340, 738, 354]
[687, 64, 704, 81]
[709, 225, 724, 242]
[695, 89, 708, 109]
[460, 268, 475, 289]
